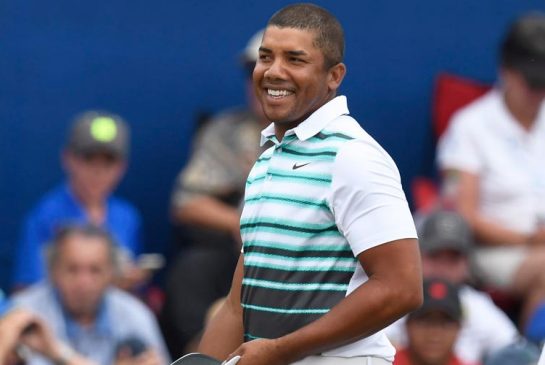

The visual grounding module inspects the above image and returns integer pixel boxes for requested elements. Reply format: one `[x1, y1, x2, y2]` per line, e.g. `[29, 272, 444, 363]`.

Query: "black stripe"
[281, 147, 336, 157]
[314, 132, 353, 140]
[243, 266, 356, 287]
[240, 222, 338, 234]
[244, 244, 355, 259]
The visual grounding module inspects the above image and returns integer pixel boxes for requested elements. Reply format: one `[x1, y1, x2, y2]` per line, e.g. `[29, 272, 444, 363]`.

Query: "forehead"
[261, 26, 320, 53]
[58, 233, 110, 263]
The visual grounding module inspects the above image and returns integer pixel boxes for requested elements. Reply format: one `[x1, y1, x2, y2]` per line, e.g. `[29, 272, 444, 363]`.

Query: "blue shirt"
[12, 282, 170, 365]
[13, 183, 143, 287]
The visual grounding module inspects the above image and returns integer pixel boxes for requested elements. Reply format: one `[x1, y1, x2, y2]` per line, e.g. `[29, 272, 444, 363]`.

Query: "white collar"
[260, 95, 349, 146]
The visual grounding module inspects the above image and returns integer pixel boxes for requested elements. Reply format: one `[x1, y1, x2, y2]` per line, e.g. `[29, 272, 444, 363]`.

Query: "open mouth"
[266, 88, 294, 99]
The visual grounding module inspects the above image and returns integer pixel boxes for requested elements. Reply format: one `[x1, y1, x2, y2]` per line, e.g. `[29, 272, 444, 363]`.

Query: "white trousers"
[291, 356, 392, 365]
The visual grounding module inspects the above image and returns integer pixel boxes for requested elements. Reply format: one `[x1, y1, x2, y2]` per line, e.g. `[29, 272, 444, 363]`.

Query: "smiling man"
[198, 4, 422, 365]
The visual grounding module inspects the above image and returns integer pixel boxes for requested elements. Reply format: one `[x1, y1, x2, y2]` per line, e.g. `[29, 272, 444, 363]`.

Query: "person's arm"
[172, 196, 241, 239]
[443, 169, 545, 246]
[198, 254, 245, 359]
[225, 238, 423, 365]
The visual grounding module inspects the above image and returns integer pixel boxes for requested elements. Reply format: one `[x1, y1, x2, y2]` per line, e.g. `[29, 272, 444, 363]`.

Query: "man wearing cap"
[161, 30, 270, 357]
[385, 210, 518, 365]
[13, 111, 144, 289]
[437, 12, 545, 330]
[394, 278, 467, 365]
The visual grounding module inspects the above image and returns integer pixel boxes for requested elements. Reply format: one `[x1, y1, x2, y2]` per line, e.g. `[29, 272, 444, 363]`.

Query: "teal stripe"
[242, 278, 348, 291]
[241, 303, 329, 314]
[244, 333, 262, 340]
[268, 168, 332, 182]
[241, 226, 342, 237]
[244, 194, 329, 210]
[281, 145, 339, 156]
[244, 261, 356, 272]
[244, 240, 350, 252]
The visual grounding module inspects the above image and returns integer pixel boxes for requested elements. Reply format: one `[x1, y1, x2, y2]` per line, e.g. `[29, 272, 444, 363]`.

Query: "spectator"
[11, 224, 169, 365]
[394, 278, 468, 365]
[437, 13, 545, 329]
[160, 29, 268, 357]
[386, 210, 519, 364]
[13, 110, 148, 291]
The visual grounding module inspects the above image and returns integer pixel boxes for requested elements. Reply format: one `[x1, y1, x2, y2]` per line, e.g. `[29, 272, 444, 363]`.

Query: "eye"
[259, 54, 272, 62]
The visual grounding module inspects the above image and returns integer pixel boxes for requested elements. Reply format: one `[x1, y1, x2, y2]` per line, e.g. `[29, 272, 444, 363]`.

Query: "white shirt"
[385, 285, 519, 364]
[437, 89, 545, 234]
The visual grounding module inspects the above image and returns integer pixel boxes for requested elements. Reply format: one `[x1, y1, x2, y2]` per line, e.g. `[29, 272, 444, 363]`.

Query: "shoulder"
[447, 90, 500, 134]
[12, 283, 53, 309]
[106, 287, 155, 322]
[108, 196, 141, 221]
[26, 185, 71, 221]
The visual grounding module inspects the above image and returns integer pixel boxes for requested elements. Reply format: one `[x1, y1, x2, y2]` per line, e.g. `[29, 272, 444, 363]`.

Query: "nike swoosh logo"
[292, 162, 311, 170]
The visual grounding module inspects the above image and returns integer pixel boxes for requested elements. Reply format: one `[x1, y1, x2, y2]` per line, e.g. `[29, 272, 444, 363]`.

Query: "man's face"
[406, 311, 460, 365]
[52, 233, 114, 319]
[64, 151, 126, 203]
[253, 26, 345, 135]
[422, 249, 469, 284]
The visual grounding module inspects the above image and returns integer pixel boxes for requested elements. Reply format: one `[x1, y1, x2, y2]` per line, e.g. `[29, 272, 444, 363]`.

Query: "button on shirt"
[13, 183, 143, 287]
[240, 96, 417, 361]
[437, 89, 545, 234]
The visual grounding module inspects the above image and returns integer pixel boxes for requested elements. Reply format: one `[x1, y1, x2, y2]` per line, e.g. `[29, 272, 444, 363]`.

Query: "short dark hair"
[46, 223, 118, 271]
[267, 3, 345, 69]
[500, 12, 545, 89]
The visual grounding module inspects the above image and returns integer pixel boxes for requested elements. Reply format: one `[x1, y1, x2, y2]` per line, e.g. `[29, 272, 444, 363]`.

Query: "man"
[437, 13, 545, 329]
[394, 278, 467, 365]
[13, 111, 146, 290]
[161, 29, 269, 357]
[198, 4, 422, 365]
[385, 210, 519, 364]
[12, 224, 169, 365]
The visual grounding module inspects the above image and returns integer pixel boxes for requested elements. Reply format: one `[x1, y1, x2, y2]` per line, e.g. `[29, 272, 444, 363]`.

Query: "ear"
[327, 62, 347, 92]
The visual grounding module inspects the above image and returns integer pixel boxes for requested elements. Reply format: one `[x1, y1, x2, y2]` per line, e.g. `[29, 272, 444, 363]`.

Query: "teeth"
[267, 89, 293, 97]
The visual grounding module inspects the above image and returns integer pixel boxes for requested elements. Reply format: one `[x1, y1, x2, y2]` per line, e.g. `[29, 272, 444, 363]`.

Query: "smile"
[267, 89, 294, 98]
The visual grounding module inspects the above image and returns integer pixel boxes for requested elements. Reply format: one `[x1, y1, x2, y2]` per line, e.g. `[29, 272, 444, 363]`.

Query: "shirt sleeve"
[330, 139, 417, 257]
[12, 212, 47, 287]
[437, 111, 483, 174]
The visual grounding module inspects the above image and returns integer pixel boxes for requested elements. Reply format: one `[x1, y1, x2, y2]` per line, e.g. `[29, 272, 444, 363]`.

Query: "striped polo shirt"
[240, 96, 417, 359]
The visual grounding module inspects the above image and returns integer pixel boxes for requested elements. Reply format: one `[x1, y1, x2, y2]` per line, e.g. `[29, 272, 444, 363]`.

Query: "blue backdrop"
[1, 0, 544, 291]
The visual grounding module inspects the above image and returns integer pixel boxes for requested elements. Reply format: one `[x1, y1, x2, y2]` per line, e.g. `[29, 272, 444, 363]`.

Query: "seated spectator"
[394, 278, 467, 365]
[11, 224, 169, 365]
[160, 29, 268, 358]
[13, 111, 148, 291]
[386, 210, 519, 364]
[437, 13, 545, 330]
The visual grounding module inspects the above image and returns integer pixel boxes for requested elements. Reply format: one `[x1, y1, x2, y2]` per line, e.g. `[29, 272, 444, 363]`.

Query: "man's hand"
[226, 339, 290, 365]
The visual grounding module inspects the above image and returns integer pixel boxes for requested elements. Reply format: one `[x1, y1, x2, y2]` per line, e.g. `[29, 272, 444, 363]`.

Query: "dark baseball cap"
[418, 210, 472, 254]
[500, 12, 545, 90]
[409, 278, 462, 321]
[66, 110, 129, 159]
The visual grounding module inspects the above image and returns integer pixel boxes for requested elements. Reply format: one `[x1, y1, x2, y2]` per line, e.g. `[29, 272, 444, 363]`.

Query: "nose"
[263, 58, 286, 81]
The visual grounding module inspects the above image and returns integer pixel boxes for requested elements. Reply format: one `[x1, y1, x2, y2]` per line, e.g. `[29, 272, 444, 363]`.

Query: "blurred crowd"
[1, 10, 545, 365]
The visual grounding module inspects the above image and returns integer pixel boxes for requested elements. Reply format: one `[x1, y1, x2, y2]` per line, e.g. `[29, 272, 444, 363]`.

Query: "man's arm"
[226, 238, 423, 365]
[172, 196, 241, 239]
[443, 169, 545, 245]
[198, 254, 245, 360]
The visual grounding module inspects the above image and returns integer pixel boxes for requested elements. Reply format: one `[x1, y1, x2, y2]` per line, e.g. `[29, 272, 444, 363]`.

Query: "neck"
[68, 182, 106, 224]
[408, 349, 452, 365]
[504, 90, 541, 131]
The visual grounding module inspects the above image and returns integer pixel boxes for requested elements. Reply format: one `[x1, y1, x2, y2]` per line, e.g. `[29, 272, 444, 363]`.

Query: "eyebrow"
[259, 47, 309, 57]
